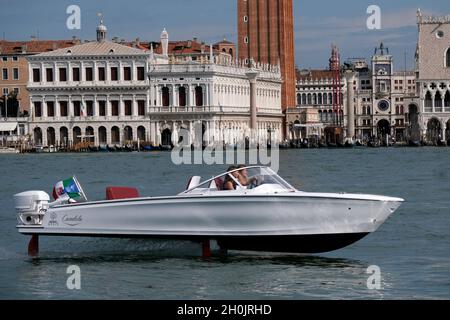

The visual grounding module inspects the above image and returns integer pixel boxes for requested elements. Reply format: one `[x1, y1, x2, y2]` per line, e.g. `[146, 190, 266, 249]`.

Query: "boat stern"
[14, 191, 50, 230]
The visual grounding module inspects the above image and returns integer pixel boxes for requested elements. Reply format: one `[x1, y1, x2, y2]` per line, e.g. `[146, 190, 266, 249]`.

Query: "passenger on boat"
[223, 166, 239, 190]
[236, 165, 249, 186]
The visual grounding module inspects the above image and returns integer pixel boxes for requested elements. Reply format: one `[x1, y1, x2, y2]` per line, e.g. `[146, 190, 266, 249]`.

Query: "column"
[40, 63, 45, 85]
[132, 95, 137, 117]
[42, 97, 47, 118]
[189, 121, 195, 145]
[93, 96, 98, 117]
[53, 62, 57, 83]
[106, 96, 111, 117]
[189, 85, 194, 107]
[42, 126, 48, 147]
[55, 125, 61, 146]
[132, 61, 136, 82]
[246, 71, 259, 130]
[119, 95, 124, 117]
[55, 96, 60, 118]
[68, 126, 74, 146]
[211, 121, 216, 143]
[106, 62, 110, 83]
[156, 122, 161, 145]
[432, 94, 435, 113]
[346, 72, 355, 140]
[80, 61, 84, 83]
[156, 86, 161, 107]
[205, 84, 210, 107]
[93, 61, 97, 83]
[118, 61, 123, 82]
[67, 61, 72, 83]
[106, 126, 112, 145]
[150, 122, 156, 144]
[171, 85, 176, 107]
[146, 92, 151, 113]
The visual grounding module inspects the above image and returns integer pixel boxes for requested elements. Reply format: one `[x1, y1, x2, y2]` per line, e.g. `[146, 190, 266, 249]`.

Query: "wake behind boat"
[14, 166, 404, 255]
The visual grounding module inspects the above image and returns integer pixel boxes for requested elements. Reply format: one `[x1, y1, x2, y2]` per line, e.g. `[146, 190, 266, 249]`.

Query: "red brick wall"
[238, 0, 296, 111]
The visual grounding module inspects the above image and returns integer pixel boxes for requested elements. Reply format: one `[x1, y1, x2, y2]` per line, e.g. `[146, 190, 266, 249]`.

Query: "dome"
[97, 24, 107, 32]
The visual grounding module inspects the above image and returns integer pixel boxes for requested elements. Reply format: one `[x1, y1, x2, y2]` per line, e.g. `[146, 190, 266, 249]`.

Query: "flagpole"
[73, 175, 88, 201]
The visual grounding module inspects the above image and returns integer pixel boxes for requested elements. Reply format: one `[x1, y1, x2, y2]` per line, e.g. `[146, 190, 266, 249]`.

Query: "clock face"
[378, 100, 390, 111]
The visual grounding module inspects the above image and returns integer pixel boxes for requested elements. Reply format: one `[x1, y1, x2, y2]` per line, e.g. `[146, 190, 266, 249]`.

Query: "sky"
[1, 0, 449, 70]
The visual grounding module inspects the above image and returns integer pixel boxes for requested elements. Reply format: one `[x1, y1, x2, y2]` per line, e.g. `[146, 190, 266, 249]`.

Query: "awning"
[0, 122, 18, 131]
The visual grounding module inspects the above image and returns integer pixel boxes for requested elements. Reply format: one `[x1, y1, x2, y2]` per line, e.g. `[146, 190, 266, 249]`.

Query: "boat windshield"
[182, 166, 296, 194]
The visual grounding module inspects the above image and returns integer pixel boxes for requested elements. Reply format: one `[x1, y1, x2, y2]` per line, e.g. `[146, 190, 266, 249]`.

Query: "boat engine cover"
[14, 191, 50, 225]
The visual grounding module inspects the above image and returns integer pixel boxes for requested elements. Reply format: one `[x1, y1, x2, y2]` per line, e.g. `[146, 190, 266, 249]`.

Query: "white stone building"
[26, 20, 284, 148]
[148, 58, 283, 147]
[293, 44, 417, 144]
[415, 10, 450, 144]
[27, 20, 154, 148]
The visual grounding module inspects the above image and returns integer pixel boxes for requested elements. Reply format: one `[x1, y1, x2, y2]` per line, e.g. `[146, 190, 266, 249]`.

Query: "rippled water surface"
[0, 148, 449, 299]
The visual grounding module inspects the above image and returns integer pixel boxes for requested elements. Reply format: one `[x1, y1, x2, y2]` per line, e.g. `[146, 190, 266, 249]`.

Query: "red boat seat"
[106, 187, 140, 200]
[214, 177, 224, 191]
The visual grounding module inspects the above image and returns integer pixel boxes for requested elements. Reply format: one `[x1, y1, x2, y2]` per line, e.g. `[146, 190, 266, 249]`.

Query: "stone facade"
[292, 44, 417, 143]
[26, 22, 283, 148]
[148, 59, 283, 147]
[416, 10, 450, 144]
[27, 22, 152, 147]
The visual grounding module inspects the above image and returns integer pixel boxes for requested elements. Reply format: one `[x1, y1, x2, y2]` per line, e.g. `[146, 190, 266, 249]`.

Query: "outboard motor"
[14, 191, 50, 226]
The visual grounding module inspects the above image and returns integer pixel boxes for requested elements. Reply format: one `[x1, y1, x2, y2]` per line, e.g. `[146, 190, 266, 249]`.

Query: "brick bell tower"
[238, 0, 296, 112]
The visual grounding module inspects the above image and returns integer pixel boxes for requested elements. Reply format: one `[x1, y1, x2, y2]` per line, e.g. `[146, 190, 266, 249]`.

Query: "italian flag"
[52, 177, 83, 200]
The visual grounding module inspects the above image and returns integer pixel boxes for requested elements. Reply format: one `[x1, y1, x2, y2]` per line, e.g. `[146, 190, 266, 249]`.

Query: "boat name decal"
[62, 214, 83, 226]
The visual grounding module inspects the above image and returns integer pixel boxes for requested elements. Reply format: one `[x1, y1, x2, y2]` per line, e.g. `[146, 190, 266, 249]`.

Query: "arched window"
[111, 126, 120, 144]
[444, 91, 450, 111]
[318, 93, 322, 105]
[297, 94, 302, 105]
[229, 48, 233, 56]
[307, 93, 312, 105]
[435, 91, 443, 111]
[98, 126, 107, 144]
[195, 86, 203, 107]
[178, 86, 186, 107]
[162, 87, 170, 107]
[302, 93, 306, 105]
[425, 91, 433, 112]
[446, 48, 450, 68]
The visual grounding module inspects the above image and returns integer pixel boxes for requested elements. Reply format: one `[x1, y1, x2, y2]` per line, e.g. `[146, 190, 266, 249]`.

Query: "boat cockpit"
[180, 166, 297, 195]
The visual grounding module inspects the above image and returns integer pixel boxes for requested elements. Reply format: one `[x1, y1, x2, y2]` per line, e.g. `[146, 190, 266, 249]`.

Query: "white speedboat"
[14, 166, 404, 255]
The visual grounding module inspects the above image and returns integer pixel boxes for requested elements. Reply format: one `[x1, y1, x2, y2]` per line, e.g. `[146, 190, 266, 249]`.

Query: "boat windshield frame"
[181, 166, 297, 194]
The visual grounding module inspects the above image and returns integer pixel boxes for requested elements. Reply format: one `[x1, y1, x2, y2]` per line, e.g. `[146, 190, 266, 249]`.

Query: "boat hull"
[17, 193, 402, 253]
